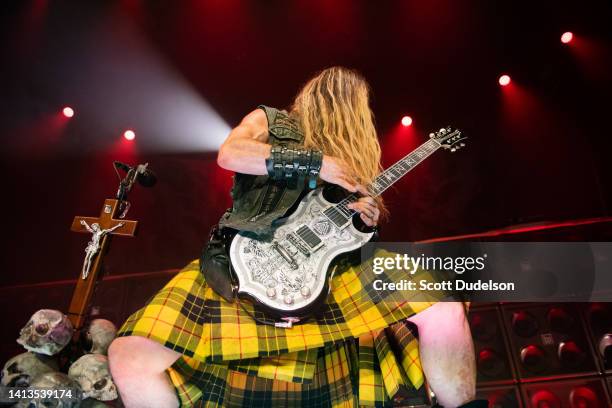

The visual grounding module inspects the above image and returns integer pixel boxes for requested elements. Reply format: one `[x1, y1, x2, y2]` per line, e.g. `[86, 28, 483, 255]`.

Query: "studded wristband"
[265, 145, 323, 188]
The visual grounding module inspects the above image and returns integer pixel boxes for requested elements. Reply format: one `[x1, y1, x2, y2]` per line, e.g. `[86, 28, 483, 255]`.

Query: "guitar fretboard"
[330, 138, 442, 222]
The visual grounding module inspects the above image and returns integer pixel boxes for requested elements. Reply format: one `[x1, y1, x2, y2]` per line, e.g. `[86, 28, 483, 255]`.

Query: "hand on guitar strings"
[347, 186, 380, 227]
[320, 155, 380, 227]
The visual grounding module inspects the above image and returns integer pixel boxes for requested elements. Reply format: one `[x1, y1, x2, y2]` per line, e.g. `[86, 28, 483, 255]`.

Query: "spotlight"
[498, 74, 511, 87]
[62, 107, 74, 118]
[561, 31, 573, 44]
[123, 130, 136, 141]
[401, 115, 413, 127]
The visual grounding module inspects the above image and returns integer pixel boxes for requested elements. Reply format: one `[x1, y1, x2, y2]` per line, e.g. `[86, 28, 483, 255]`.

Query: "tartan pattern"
[167, 342, 358, 407]
[118, 251, 454, 406]
[387, 321, 424, 390]
[228, 349, 318, 384]
[358, 333, 386, 407]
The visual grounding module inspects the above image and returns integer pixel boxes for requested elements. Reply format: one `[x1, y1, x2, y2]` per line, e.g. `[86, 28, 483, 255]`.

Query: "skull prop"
[17, 309, 74, 356]
[68, 354, 118, 401]
[81, 319, 117, 355]
[16, 371, 82, 408]
[1, 352, 58, 387]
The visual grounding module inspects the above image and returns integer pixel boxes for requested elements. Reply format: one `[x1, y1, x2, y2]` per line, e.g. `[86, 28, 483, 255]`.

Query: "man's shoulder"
[256, 105, 290, 125]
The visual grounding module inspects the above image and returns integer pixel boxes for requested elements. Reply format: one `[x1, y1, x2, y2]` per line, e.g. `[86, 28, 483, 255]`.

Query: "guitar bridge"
[272, 242, 299, 270]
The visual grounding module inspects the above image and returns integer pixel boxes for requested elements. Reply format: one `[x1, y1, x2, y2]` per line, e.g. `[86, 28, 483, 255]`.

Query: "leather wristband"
[308, 150, 323, 189]
[265, 145, 323, 189]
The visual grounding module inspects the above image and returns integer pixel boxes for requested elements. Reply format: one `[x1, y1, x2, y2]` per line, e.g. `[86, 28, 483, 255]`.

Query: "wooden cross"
[68, 198, 138, 330]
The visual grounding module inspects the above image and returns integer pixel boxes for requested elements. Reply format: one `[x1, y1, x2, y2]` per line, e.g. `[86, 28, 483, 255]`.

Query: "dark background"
[1, 0, 611, 287]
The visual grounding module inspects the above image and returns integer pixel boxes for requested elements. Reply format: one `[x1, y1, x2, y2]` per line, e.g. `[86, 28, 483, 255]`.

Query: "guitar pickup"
[295, 225, 323, 251]
[322, 207, 351, 229]
[287, 233, 311, 256]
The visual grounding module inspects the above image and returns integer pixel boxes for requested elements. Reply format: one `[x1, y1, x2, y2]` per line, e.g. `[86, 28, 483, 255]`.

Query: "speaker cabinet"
[469, 306, 516, 385]
[476, 385, 523, 407]
[521, 377, 611, 407]
[583, 303, 612, 373]
[502, 304, 598, 380]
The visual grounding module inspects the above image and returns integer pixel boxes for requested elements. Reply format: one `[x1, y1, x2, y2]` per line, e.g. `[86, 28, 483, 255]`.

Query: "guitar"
[229, 127, 466, 326]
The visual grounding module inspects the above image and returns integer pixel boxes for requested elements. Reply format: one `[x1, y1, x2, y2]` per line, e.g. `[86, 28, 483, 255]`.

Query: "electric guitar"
[229, 127, 466, 326]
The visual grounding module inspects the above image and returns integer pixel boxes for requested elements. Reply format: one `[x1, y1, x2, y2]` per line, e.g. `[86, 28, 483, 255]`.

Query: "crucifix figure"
[80, 220, 124, 279]
[70, 198, 138, 330]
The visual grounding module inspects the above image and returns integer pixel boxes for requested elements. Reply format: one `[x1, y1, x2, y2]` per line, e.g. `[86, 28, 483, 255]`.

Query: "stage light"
[401, 115, 413, 127]
[123, 130, 136, 141]
[498, 74, 511, 87]
[561, 31, 573, 44]
[62, 107, 74, 118]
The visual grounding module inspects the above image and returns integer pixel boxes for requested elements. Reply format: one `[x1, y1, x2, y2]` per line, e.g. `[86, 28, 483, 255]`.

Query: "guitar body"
[228, 126, 465, 321]
[229, 187, 374, 318]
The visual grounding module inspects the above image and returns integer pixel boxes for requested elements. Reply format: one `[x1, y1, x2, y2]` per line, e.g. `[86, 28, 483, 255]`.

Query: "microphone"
[114, 161, 157, 187]
[135, 163, 157, 187]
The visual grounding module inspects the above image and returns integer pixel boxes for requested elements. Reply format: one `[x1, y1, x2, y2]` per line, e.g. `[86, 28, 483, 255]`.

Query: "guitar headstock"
[429, 127, 467, 152]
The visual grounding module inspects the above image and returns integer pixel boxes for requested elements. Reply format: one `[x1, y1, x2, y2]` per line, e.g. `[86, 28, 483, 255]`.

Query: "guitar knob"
[284, 295, 294, 305]
[266, 287, 276, 298]
[301, 286, 311, 298]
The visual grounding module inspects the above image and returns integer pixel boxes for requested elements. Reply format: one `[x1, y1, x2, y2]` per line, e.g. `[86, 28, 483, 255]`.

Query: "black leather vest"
[218, 105, 309, 237]
[201, 105, 309, 301]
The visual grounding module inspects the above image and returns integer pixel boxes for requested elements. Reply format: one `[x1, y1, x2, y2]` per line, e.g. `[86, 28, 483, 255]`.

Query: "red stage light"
[62, 107, 74, 118]
[561, 31, 573, 44]
[401, 115, 413, 127]
[498, 74, 511, 86]
[123, 130, 136, 141]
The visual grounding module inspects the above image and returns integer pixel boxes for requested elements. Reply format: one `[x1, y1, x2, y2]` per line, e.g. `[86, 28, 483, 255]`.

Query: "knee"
[108, 336, 159, 379]
[409, 301, 467, 330]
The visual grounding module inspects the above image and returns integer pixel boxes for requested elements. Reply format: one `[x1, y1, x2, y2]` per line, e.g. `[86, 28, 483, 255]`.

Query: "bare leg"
[108, 336, 181, 408]
[408, 302, 476, 407]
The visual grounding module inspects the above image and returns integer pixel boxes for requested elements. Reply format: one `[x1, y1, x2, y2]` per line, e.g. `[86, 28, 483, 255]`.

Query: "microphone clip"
[113, 161, 156, 216]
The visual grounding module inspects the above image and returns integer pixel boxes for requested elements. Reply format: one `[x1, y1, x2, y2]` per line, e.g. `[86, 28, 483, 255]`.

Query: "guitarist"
[110, 67, 483, 407]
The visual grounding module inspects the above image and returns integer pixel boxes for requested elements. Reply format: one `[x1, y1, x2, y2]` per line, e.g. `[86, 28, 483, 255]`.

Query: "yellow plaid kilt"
[117, 254, 453, 407]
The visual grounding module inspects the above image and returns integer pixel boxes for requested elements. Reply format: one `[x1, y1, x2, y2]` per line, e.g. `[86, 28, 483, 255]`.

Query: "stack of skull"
[1, 309, 119, 407]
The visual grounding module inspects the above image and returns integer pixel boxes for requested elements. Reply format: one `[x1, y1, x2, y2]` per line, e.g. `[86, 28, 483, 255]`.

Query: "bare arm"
[106, 222, 124, 233]
[217, 109, 271, 175]
[80, 220, 93, 233]
[217, 108, 364, 193]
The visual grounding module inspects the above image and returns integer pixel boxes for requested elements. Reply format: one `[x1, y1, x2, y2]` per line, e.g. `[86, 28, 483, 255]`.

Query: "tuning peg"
[439, 128, 446, 134]
[429, 133, 435, 138]
[446, 126, 451, 132]
[451, 148, 456, 152]
[460, 143, 465, 147]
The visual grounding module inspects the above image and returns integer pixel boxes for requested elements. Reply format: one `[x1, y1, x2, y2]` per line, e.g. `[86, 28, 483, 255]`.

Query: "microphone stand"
[115, 162, 150, 219]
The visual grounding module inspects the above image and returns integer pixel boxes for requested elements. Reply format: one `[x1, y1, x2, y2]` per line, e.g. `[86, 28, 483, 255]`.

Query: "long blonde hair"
[291, 67, 387, 217]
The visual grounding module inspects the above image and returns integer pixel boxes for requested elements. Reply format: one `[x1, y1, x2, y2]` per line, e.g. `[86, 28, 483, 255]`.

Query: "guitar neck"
[369, 138, 441, 197]
[329, 138, 442, 219]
